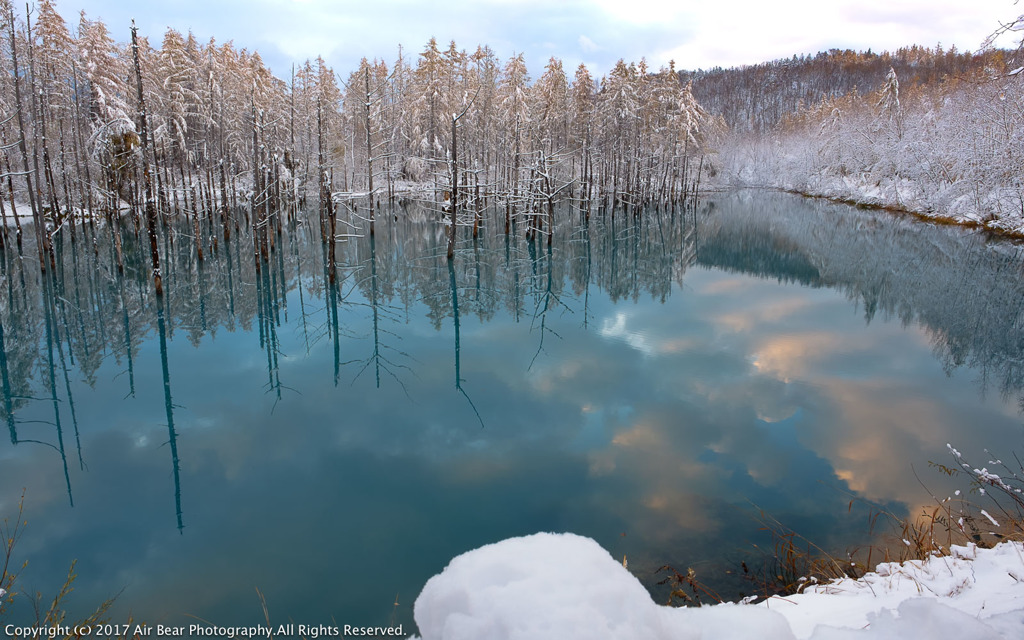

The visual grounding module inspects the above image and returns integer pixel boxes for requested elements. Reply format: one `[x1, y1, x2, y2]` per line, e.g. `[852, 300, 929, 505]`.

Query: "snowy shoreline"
[407, 532, 1024, 640]
[777, 186, 1024, 240]
[715, 180, 1024, 241]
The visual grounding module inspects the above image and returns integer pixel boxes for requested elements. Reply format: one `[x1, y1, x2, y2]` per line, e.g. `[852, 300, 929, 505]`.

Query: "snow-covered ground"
[408, 532, 1024, 640]
[717, 118, 1024, 239]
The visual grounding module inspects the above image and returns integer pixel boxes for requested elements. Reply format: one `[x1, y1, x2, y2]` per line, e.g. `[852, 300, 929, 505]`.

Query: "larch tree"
[343, 57, 390, 230]
[154, 28, 200, 165]
[466, 45, 500, 189]
[34, 0, 76, 216]
[531, 57, 569, 157]
[77, 12, 129, 129]
[597, 59, 641, 208]
[413, 37, 448, 160]
[498, 52, 530, 226]
[569, 63, 596, 207]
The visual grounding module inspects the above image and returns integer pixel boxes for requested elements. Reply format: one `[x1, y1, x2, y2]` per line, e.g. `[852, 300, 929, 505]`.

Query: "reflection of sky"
[2, 208, 1022, 631]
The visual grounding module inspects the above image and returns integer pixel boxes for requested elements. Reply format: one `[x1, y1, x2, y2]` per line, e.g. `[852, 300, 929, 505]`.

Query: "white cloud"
[578, 34, 600, 53]
[657, 0, 1012, 70]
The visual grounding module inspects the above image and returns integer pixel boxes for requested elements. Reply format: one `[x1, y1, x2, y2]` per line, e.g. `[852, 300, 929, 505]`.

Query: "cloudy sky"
[52, 0, 1024, 82]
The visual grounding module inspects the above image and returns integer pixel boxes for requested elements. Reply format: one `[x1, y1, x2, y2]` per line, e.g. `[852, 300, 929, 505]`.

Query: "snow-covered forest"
[0, 0, 722, 278]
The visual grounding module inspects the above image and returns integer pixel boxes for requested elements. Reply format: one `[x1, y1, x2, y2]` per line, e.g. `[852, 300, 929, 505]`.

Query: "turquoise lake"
[1, 192, 1022, 633]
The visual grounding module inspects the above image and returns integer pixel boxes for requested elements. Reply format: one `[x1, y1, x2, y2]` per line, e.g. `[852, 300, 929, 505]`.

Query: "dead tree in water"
[527, 149, 571, 246]
[251, 92, 262, 271]
[317, 96, 336, 284]
[131, 21, 163, 296]
[446, 97, 476, 260]
[446, 113, 459, 259]
[364, 67, 375, 235]
[7, 4, 45, 270]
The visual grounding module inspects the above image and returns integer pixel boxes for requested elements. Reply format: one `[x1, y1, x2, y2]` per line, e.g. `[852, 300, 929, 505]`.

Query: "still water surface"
[1, 192, 1022, 632]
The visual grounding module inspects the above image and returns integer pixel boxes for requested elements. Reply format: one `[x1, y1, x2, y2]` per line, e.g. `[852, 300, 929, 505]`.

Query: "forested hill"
[682, 46, 1010, 132]
[708, 40, 1024, 237]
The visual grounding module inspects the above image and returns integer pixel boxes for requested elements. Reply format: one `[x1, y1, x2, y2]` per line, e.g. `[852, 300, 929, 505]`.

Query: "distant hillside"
[682, 46, 1011, 132]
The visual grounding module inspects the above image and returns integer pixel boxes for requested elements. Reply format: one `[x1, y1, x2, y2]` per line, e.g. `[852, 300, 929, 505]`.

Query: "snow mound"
[409, 533, 1024, 640]
[410, 532, 793, 640]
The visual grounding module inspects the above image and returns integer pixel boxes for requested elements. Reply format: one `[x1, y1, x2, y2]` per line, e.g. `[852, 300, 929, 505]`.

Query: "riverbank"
[774, 182, 1024, 241]
[716, 163, 1024, 241]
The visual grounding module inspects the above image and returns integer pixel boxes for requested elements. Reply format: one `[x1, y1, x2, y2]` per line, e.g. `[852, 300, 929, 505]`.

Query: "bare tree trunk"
[251, 91, 262, 273]
[7, 4, 44, 271]
[56, 114, 74, 239]
[131, 21, 163, 296]
[220, 161, 230, 242]
[0, 131, 24, 250]
[447, 114, 458, 260]
[79, 124, 94, 239]
[365, 67, 375, 235]
[317, 96, 336, 285]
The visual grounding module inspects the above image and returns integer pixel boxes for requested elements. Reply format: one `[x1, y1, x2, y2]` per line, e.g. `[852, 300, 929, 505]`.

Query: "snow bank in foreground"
[408, 533, 1024, 640]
